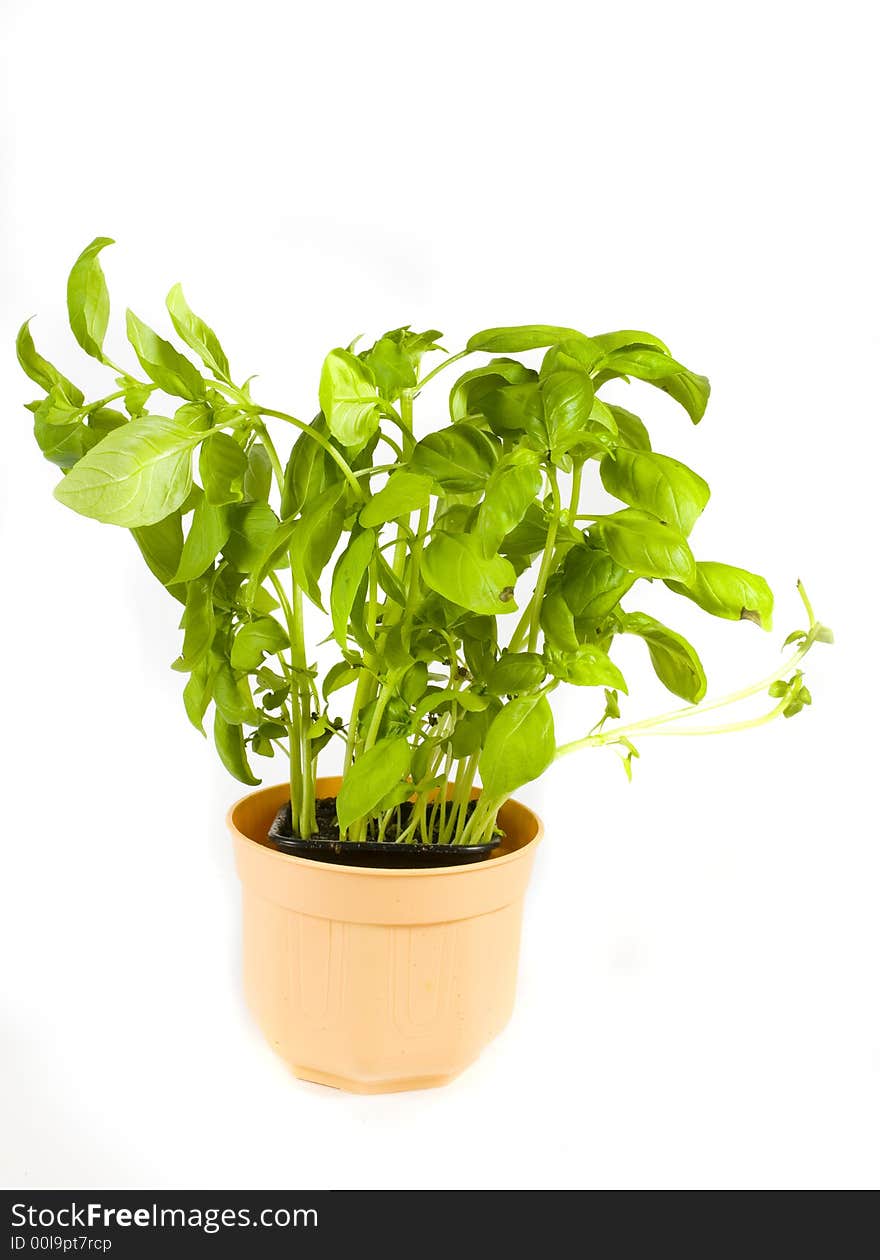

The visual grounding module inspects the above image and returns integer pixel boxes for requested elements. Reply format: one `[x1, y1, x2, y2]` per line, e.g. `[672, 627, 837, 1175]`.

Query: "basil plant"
[18, 239, 830, 847]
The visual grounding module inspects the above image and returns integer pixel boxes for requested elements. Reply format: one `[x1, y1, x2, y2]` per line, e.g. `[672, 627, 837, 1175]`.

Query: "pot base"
[290, 1064, 459, 1094]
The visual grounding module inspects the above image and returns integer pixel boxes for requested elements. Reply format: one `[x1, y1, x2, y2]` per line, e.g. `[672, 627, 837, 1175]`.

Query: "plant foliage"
[18, 240, 831, 846]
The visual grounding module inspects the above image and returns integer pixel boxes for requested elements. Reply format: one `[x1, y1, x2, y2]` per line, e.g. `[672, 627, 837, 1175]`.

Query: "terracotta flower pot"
[229, 777, 543, 1094]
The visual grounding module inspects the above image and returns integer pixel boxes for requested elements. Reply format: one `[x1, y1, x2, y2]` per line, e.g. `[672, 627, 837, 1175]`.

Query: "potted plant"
[18, 238, 831, 1092]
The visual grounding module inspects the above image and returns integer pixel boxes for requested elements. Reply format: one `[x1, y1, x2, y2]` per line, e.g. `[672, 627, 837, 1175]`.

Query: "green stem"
[252, 406, 364, 500]
[343, 563, 379, 776]
[290, 583, 316, 837]
[256, 422, 284, 488]
[80, 384, 157, 416]
[264, 433, 314, 836]
[526, 468, 560, 652]
[416, 348, 471, 390]
[554, 638, 817, 760]
[568, 459, 584, 519]
[401, 503, 430, 646]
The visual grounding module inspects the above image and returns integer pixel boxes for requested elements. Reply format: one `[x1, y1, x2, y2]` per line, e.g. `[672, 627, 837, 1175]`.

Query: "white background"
[1, 0, 877, 1190]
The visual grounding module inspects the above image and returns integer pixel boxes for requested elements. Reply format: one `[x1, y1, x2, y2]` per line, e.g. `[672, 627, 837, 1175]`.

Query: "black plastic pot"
[268, 801, 501, 868]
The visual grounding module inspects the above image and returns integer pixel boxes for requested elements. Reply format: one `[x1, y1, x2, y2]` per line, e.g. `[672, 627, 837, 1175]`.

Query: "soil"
[274, 796, 487, 846]
[268, 797, 502, 868]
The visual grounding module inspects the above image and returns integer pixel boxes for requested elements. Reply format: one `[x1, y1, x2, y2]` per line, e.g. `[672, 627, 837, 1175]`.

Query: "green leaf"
[330, 529, 375, 648]
[399, 661, 429, 706]
[546, 644, 627, 690]
[323, 662, 361, 701]
[600, 448, 710, 535]
[230, 616, 289, 671]
[289, 489, 346, 609]
[476, 449, 542, 556]
[666, 561, 774, 629]
[478, 381, 545, 442]
[86, 406, 127, 438]
[413, 688, 488, 723]
[213, 711, 260, 785]
[359, 470, 432, 527]
[376, 551, 407, 606]
[595, 509, 696, 583]
[222, 503, 280, 572]
[173, 577, 214, 673]
[214, 663, 260, 726]
[608, 406, 651, 451]
[361, 335, 416, 398]
[562, 546, 634, 620]
[281, 416, 340, 517]
[132, 510, 184, 589]
[485, 652, 546, 696]
[165, 283, 230, 381]
[120, 377, 152, 418]
[410, 424, 498, 493]
[621, 611, 706, 702]
[421, 533, 517, 615]
[604, 347, 710, 424]
[336, 737, 412, 833]
[67, 237, 113, 363]
[479, 694, 555, 798]
[125, 309, 205, 401]
[171, 494, 230, 583]
[182, 657, 213, 734]
[16, 319, 84, 402]
[542, 368, 595, 458]
[199, 431, 248, 505]
[244, 442, 273, 502]
[34, 384, 83, 427]
[31, 416, 97, 471]
[592, 330, 671, 355]
[318, 348, 381, 448]
[53, 417, 200, 527]
[541, 337, 608, 377]
[540, 586, 580, 651]
[467, 325, 587, 353]
[449, 357, 537, 421]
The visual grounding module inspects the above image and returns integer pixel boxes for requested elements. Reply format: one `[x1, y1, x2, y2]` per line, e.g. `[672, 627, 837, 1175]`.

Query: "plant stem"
[290, 583, 316, 837]
[416, 348, 471, 390]
[263, 427, 314, 836]
[568, 459, 584, 519]
[554, 635, 819, 760]
[81, 384, 157, 415]
[252, 406, 364, 500]
[526, 467, 560, 652]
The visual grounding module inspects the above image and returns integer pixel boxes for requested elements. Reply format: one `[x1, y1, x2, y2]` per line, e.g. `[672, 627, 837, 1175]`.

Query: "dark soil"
[268, 797, 503, 868]
[273, 796, 487, 846]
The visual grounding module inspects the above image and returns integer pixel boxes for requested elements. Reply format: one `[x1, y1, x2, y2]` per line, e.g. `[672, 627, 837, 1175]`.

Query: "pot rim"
[228, 779, 543, 880]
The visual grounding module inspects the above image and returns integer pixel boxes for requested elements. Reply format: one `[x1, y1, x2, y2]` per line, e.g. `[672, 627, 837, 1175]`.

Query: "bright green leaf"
[666, 561, 774, 629]
[330, 529, 375, 648]
[126, 309, 205, 401]
[230, 616, 289, 671]
[319, 348, 380, 449]
[600, 448, 710, 535]
[359, 471, 432, 527]
[54, 417, 200, 527]
[171, 494, 230, 583]
[67, 237, 114, 363]
[166, 283, 230, 381]
[336, 737, 411, 833]
[595, 509, 696, 584]
[421, 533, 517, 615]
[621, 611, 706, 702]
[479, 694, 555, 798]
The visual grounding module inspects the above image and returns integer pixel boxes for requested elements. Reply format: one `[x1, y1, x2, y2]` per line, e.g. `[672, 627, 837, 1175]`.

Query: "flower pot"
[228, 777, 543, 1094]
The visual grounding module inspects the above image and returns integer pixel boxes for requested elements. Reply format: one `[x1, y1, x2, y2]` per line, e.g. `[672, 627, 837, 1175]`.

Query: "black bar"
[2, 1188, 877, 1257]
